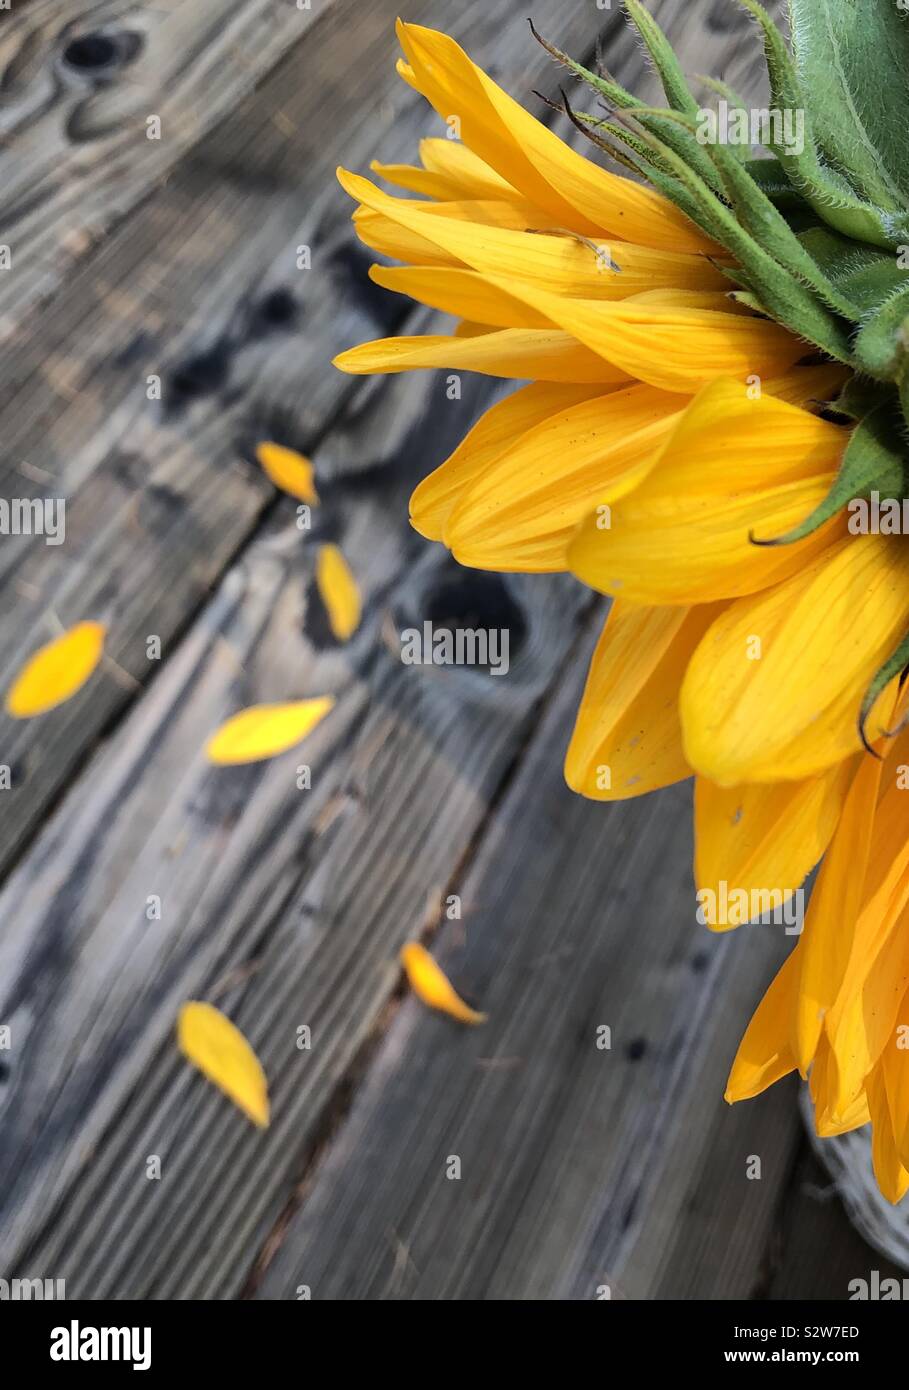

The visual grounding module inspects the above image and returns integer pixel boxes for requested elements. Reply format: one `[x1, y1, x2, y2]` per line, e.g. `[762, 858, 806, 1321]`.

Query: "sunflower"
[334, 4, 909, 1199]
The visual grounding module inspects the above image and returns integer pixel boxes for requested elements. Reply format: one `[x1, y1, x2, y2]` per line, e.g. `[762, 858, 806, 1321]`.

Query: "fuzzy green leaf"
[737, 0, 899, 248]
[743, 157, 805, 210]
[566, 105, 729, 240]
[853, 285, 909, 379]
[694, 76, 751, 163]
[604, 114, 854, 360]
[532, 22, 725, 196]
[797, 227, 907, 313]
[830, 376, 899, 422]
[789, 0, 909, 211]
[624, 0, 700, 116]
[528, 21, 641, 115]
[647, 109, 862, 320]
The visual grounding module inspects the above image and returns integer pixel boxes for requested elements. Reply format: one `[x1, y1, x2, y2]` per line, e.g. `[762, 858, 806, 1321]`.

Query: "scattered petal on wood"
[316, 543, 362, 641]
[400, 942, 487, 1025]
[177, 1001, 269, 1128]
[5, 621, 106, 718]
[255, 442, 319, 503]
[205, 696, 335, 764]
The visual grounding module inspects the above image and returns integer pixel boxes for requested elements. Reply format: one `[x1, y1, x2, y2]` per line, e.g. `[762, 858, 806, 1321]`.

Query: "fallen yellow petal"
[400, 942, 486, 1025]
[5, 621, 106, 718]
[255, 442, 319, 504]
[206, 696, 334, 764]
[316, 544, 361, 641]
[177, 1001, 269, 1128]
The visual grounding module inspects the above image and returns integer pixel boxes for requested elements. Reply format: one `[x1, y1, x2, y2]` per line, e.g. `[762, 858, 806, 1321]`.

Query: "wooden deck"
[0, 0, 896, 1298]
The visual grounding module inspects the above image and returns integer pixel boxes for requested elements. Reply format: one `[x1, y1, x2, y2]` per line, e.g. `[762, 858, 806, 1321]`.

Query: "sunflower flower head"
[334, 3, 909, 1201]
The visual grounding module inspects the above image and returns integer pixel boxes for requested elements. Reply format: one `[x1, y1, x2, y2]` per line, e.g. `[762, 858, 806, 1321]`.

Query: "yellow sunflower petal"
[369, 264, 550, 329]
[815, 1102, 871, 1138]
[868, 1067, 909, 1204]
[334, 328, 630, 383]
[415, 195, 549, 230]
[809, 1032, 835, 1125]
[353, 207, 458, 267]
[340, 169, 724, 298]
[370, 159, 463, 200]
[695, 758, 854, 932]
[446, 383, 687, 572]
[824, 806, 909, 1113]
[256, 442, 319, 503]
[813, 1042, 870, 1135]
[371, 150, 521, 203]
[400, 942, 486, 1024]
[410, 382, 608, 541]
[418, 136, 527, 199]
[808, 1030, 871, 1134]
[5, 621, 106, 718]
[680, 536, 909, 784]
[627, 288, 748, 312]
[571, 479, 840, 604]
[725, 949, 799, 1102]
[177, 1002, 269, 1128]
[794, 749, 886, 1073]
[450, 320, 491, 339]
[569, 381, 845, 604]
[564, 601, 722, 799]
[829, 912, 909, 1123]
[395, 21, 717, 252]
[316, 544, 361, 641]
[206, 697, 335, 765]
[881, 1006, 909, 1171]
[476, 274, 806, 392]
[761, 363, 850, 407]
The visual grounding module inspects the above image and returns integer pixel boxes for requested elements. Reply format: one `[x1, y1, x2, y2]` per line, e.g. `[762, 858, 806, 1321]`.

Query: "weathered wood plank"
[768, 1144, 907, 1300]
[252, 623, 797, 1300]
[0, 0, 617, 879]
[246, 0, 797, 1302]
[0, 0, 332, 332]
[1, 0, 818, 1301]
[0, 343, 591, 1296]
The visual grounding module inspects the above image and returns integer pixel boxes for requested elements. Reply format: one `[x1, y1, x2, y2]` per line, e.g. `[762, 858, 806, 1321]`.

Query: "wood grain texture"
[0, 342, 592, 1296]
[2, 0, 864, 1303]
[253, 631, 797, 1301]
[0, 0, 618, 879]
[0, 0, 330, 330]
